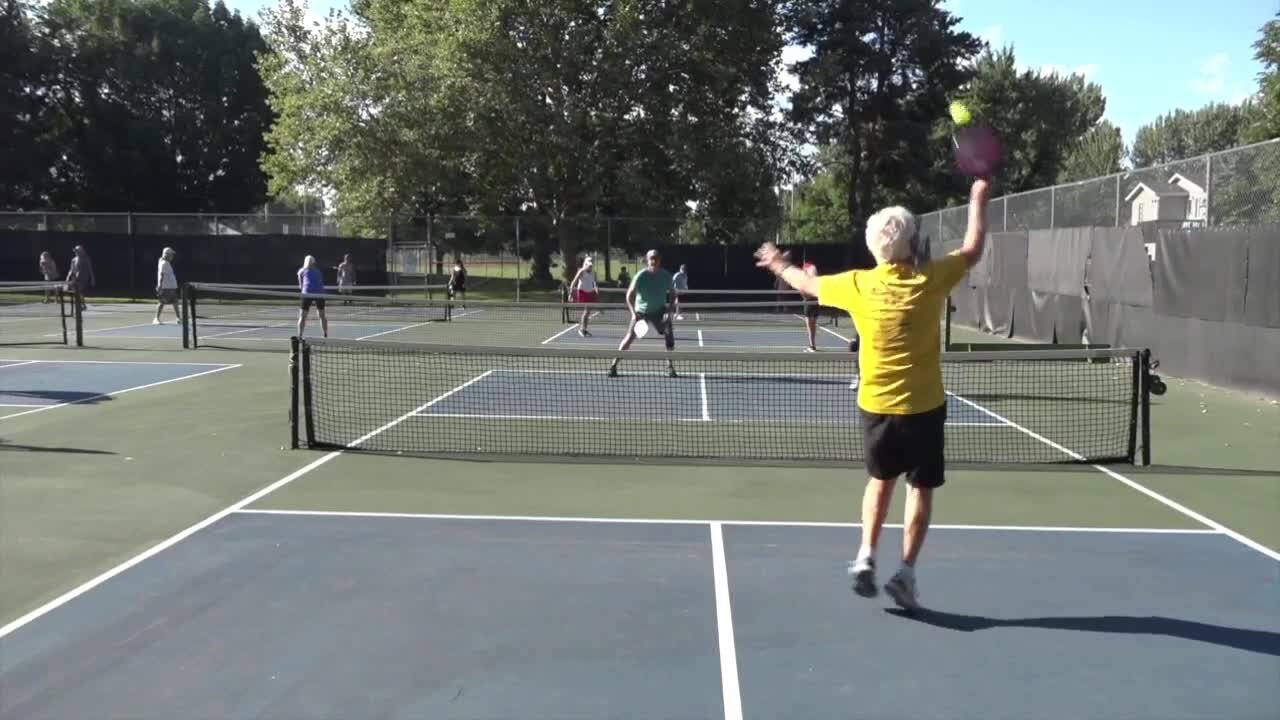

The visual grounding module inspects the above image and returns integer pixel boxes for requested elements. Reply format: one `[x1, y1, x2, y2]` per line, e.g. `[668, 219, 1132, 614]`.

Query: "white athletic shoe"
[884, 569, 920, 610]
[848, 557, 878, 598]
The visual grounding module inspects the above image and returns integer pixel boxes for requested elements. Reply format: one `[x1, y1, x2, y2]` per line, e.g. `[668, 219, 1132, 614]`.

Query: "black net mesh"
[293, 339, 1145, 466]
[0, 284, 73, 346]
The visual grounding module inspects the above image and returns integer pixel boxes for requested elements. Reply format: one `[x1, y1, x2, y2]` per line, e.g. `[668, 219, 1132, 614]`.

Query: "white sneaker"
[152, 318, 162, 325]
[884, 569, 920, 610]
[847, 557, 878, 598]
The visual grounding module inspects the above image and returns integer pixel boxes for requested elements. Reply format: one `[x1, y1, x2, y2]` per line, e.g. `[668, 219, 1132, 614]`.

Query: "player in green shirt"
[607, 249, 678, 378]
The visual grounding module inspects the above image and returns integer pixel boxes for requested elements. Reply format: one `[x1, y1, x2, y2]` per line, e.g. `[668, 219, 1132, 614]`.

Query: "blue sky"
[225, 0, 1275, 150]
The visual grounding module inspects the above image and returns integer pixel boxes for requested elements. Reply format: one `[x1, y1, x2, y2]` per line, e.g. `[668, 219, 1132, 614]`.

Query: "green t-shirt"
[630, 268, 674, 314]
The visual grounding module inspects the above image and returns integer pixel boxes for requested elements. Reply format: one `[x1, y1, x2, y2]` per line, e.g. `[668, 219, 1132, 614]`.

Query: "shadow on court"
[0, 439, 116, 455]
[885, 609, 1280, 657]
[0, 389, 115, 405]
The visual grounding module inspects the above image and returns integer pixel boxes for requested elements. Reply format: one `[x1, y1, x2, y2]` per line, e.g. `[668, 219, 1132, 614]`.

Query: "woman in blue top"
[297, 255, 329, 338]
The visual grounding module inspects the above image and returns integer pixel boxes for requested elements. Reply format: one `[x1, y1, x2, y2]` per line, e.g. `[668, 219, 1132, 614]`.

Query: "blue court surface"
[0, 358, 240, 419]
[414, 368, 998, 426]
[1, 511, 1275, 720]
[83, 319, 423, 343]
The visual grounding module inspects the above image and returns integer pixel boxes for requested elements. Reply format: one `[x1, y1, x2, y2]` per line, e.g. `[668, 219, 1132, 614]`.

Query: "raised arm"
[754, 244, 820, 297]
[954, 178, 992, 269]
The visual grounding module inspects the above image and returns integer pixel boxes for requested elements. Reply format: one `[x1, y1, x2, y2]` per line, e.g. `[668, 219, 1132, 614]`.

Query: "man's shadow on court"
[885, 609, 1280, 657]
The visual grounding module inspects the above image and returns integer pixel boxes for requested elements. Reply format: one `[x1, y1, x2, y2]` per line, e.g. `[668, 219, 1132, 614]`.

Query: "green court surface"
[1, 315, 1277, 631]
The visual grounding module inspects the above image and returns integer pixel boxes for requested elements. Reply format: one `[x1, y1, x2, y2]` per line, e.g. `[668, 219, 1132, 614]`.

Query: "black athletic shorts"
[804, 302, 820, 319]
[860, 402, 947, 488]
[639, 310, 675, 350]
[301, 297, 326, 311]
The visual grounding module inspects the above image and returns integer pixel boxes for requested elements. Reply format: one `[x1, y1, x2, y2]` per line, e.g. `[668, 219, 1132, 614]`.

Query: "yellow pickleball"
[949, 101, 973, 126]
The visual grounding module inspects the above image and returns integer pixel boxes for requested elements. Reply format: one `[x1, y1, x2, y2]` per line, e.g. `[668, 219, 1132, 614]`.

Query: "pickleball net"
[186, 282, 851, 348]
[0, 283, 79, 346]
[289, 338, 1152, 466]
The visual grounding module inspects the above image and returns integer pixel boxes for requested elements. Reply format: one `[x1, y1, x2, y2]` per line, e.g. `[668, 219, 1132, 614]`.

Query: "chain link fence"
[918, 137, 1280, 245]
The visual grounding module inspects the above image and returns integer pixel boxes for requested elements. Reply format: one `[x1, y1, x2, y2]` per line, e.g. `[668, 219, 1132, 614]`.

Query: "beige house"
[1123, 173, 1208, 227]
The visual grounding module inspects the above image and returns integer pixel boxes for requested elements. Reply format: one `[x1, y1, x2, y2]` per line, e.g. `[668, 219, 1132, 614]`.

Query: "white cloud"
[1190, 52, 1231, 95]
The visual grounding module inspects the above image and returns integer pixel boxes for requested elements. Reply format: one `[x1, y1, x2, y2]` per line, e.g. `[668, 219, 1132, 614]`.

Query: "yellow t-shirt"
[817, 253, 969, 415]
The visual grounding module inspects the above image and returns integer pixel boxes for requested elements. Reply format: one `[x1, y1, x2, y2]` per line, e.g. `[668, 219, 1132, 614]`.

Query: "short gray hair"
[864, 206, 917, 265]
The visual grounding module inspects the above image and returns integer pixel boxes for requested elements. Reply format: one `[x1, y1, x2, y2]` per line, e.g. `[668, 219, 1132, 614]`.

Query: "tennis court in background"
[1, 291, 1277, 719]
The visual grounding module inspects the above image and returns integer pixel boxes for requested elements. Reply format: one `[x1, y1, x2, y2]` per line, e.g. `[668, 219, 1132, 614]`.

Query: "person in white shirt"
[154, 247, 180, 324]
[38, 252, 59, 303]
[335, 254, 357, 305]
[567, 255, 601, 336]
[672, 264, 689, 319]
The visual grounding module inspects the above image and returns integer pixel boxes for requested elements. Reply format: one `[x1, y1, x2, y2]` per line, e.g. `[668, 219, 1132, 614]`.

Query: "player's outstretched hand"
[754, 242, 791, 272]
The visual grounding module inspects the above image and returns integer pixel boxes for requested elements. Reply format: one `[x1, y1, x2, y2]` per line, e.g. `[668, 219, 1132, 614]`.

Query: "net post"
[190, 285, 200, 348]
[300, 338, 316, 447]
[57, 286, 68, 345]
[1140, 349, 1152, 466]
[180, 283, 190, 349]
[289, 336, 300, 449]
[72, 288, 83, 347]
[944, 297, 953, 350]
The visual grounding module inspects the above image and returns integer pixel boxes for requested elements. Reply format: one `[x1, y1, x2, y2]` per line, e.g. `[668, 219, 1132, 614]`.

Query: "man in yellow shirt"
[754, 177, 991, 610]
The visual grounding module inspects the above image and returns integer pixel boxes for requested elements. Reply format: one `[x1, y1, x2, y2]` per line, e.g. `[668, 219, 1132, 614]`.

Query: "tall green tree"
[1243, 11, 1280, 144]
[35, 0, 272, 212]
[786, 0, 983, 263]
[954, 47, 1107, 194]
[0, 0, 53, 209]
[1131, 102, 1257, 168]
[1057, 119, 1126, 182]
[262, 0, 788, 284]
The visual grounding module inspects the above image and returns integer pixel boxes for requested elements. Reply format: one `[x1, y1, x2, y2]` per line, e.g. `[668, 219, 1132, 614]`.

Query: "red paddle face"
[955, 124, 1003, 177]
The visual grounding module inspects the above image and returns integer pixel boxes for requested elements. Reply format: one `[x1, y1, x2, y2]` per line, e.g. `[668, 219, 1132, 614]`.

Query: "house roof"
[1168, 173, 1206, 195]
[1124, 179, 1189, 203]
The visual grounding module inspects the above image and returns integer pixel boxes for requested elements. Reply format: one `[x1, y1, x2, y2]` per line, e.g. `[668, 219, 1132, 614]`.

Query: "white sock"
[855, 545, 874, 564]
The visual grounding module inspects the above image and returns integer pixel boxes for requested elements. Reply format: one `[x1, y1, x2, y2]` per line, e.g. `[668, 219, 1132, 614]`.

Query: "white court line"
[541, 324, 579, 345]
[699, 373, 711, 421]
[231, 509, 1223, 534]
[357, 320, 439, 341]
[0, 369, 496, 639]
[75, 320, 170, 335]
[818, 325, 852, 344]
[0, 364, 242, 422]
[948, 392, 1280, 561]
[0, 358, 235, 367]
[0, 360, 40, 370]
[697, 330, 704, 348]
[710, 522, 743, 720]
[199, 322, 294, 339]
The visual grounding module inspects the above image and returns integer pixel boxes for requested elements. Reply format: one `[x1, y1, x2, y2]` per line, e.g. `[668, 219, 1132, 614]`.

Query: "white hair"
[304, 255, 316, 268]
[865, 206, 917, 265]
